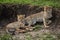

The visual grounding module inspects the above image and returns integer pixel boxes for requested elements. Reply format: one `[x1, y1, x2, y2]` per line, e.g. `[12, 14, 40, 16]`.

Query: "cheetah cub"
[25, 6, 52, 27]
[6, 15, 25, 34]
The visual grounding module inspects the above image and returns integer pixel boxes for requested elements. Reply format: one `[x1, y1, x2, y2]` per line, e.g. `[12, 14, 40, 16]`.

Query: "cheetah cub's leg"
[43, 18, 49, 28]
[28, 21, 32, 27]
[45, 18, 52, 25]
[47, 20, 52, 25]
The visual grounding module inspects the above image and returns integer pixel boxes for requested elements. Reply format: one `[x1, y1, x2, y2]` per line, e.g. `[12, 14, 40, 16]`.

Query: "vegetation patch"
[0, 0, 60, 7]
[0, 34, 12, 40]
[25, 33, 57, 40]
[33, 24, 43, 31]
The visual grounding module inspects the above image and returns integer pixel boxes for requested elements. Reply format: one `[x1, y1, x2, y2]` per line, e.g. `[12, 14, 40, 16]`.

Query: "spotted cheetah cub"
[25, 6, 52, 27]
[6, 15, 25, 34]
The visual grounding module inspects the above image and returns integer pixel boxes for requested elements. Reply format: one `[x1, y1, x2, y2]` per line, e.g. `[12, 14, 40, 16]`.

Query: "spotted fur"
[25, 6, 52, 27]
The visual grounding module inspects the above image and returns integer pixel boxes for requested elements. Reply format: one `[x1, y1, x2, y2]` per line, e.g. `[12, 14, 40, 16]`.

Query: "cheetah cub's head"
[44, 6, 52, 18]
[17, 14, 25, 22]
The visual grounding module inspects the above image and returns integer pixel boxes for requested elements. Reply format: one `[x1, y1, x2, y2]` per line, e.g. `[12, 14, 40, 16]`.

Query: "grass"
[25, 33, 57, 40]
[33, 24, 43, 31]
[0, 31, 59, 40]
[0, 0, 60, 7]
[0, 34, 12, 40]
[26, 35, 31, 40]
